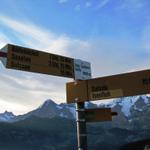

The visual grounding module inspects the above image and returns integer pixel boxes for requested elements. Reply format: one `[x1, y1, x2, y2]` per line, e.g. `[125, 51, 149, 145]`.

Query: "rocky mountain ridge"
[0, 95, 150, 130]
[0, 111, 15, 122]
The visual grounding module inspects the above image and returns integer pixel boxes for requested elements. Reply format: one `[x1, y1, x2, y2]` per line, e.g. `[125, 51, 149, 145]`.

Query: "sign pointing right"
[85, 108, 117, 123]
[66, 69, 150, 103]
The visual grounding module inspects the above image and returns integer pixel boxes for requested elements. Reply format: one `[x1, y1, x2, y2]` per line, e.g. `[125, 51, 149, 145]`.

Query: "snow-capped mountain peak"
[38, 99, 57, 109]
[141, 95, 149, 104]
[98, 95, 150, 117]
[117, 96, 149, 117]
[0, 111, 15, 122]
[1, 95, 150, 126]
[117, 96, 140, 117]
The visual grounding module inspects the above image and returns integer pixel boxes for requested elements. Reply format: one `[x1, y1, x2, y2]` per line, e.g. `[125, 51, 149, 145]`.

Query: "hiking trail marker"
[66, 69, 150, 103]
[0, 44, 91, 80]
[85, 108, 117, 123]
[0, 43, 92, 150]
[4, 43, 150, 150]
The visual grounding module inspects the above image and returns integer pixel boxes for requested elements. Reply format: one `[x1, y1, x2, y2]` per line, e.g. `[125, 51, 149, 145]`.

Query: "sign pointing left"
[0, 44, 91, 79]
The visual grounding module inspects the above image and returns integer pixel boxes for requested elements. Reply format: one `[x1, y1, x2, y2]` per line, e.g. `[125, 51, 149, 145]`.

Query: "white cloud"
[0, 98, 29, 115]
[0, 32, 11, 47]
[0, 16, 90, 57]
[0, 16, 70, 56]
[0, 66, 71, 114]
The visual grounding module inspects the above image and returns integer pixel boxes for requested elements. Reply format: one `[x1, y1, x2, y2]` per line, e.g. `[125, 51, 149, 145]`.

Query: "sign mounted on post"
[66, 69, 150, 103]
[85, 108, 117, 122]
[0, 44, 91, 79]
[74, 59, 91, 80]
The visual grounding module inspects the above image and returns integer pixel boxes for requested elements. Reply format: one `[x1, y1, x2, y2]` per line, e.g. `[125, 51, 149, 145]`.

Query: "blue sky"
[0, 0, 150, 114]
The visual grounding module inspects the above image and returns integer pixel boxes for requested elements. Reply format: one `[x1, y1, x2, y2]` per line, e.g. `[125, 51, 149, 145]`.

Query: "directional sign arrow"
[66, 69, 150, 103]
[85, 108, 117, 123]
[0, 44, 91, 79]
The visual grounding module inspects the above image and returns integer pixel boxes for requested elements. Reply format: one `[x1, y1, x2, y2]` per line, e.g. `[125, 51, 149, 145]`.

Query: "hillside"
[0, 116, 150, 150]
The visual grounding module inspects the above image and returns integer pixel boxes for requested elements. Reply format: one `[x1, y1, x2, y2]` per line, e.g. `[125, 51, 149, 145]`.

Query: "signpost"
[85, 108, 117, 122]
[2, 43, 150, 150]
[0, 44, 91, 79]
[0, 43, 92, 150]
[66, 69, 150, 103]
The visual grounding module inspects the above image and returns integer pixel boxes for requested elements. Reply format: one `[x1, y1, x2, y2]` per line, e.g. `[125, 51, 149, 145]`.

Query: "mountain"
[0, 96, 150, 149]
[0, 116, 149, 150]
[12, 99, 76, 122]
[0, 111, 16, 122]
[0, 117, 77, 150]
[0, 99, 97, 122]
[109, 96, 150, 129]
[1, 95, 150, 130]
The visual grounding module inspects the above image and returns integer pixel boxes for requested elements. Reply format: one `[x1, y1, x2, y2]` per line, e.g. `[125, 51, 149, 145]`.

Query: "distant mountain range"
[0, 111, 15, 122]
[0, 95, 150, 130]
[0, 95, 150, 150]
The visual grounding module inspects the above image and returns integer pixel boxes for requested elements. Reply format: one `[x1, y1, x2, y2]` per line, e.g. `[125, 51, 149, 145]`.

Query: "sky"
[0, 0, 150, 115]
